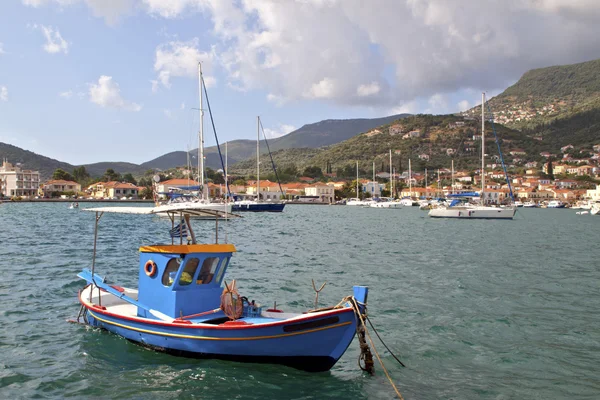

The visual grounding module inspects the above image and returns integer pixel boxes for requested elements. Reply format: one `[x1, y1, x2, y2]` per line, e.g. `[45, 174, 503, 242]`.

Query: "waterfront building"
[0, 159, 40, 198]
[87, 181, 139, 199]
[305, 184, 334, 203]
[586, 185, 600, 201]
[41, 179, 81, 196]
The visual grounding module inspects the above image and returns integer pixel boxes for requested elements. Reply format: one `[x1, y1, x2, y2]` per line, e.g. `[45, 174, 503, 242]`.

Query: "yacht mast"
[257, 116, 260, 201]
[425, 168, 428, 197]
[225, 141, 228, 200]
[481, 92, 485, 203]
[451, 159, 455, 195]
[409, 159, 412, 198]
[356, 161, 359, 199]
[198, 62, 206, 200]
[389, 149, 393, 197]
[372, 161, 375, 197]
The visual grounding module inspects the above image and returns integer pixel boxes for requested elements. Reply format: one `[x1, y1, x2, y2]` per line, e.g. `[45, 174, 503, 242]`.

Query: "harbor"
[1, 202, 599, 399]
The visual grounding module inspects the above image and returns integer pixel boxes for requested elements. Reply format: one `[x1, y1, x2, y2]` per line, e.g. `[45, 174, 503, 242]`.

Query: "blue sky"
[1, 0, 599, 165]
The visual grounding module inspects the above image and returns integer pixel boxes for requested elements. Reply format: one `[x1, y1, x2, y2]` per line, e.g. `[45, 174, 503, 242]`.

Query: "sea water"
[1, 203, 599, 399]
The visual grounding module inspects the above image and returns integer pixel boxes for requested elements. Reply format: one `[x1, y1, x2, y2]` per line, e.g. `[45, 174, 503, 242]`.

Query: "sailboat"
[429, 93, 516, 219]
[346, 161, 365, 206]
[157, 62, 232, 217]
[232, 116, 285, 212]
[399, 159, 416, 206]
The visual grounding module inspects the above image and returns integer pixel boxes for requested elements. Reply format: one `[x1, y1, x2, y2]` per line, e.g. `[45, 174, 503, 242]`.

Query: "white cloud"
[143, 0, 203, 18]
[21, 0, 600, 108]
[427, 93, 448, 113]
[59, 90, 73, 99]
[357, 82, 380, 97]
[389, 101, 418, 115]
[154, 38, 216, 90]
[306, 77, 335, 99]
[31, 24, 69, 54]
[457, 100, 470, 111]
[0, 86, 8, 102]
[263, 123, 296, 139]
[88, 75, 142, 111]
[22, 0, 134, 24]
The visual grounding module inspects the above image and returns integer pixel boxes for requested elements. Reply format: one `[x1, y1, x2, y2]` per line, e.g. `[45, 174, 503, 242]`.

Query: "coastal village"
[2, 142, 600, 205]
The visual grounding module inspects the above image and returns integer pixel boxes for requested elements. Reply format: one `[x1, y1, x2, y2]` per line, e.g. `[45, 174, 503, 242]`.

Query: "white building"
[0, 159, 40, 198]
[362, 181, 382, 197]
[586, 185, 600, 201]
[305, 184, 334, 203]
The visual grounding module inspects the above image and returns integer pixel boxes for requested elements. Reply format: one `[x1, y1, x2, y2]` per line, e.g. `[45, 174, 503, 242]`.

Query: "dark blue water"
[1, 203, 599, 399]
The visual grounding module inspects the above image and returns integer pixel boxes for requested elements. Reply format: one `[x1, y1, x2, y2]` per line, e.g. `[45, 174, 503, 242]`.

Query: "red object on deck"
[220, 320, 252, 326]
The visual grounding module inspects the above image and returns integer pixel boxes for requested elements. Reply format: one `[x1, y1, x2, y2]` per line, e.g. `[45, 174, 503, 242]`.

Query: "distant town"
[2, 140, 600, 206]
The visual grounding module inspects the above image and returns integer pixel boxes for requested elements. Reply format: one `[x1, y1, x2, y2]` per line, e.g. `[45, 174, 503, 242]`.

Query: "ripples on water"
[1, 203, 599, 399]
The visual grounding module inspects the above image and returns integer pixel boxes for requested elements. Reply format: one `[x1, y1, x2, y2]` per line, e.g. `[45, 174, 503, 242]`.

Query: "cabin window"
[162, 257, 181, 286]
[197, 257, 219, 284]
[215, 257, 229, 284]
[179, 258, 200, 286]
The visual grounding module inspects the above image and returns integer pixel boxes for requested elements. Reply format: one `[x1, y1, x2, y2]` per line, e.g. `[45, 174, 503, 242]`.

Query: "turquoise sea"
[1, 203, 599, 399]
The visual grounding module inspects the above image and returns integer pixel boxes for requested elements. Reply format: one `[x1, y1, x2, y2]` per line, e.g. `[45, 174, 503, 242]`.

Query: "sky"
[1, 0, 600, 165]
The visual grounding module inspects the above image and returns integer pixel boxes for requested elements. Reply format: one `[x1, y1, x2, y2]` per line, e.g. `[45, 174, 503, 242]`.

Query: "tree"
[140, 187, 154, 200]
[302, 166, 323, 178]
[73, 166, 89, 183]
[122, 173, 137, 185]
[547, 158, 554, 180]
[102, 168, 121, 182]
[52, 168, 74, 181]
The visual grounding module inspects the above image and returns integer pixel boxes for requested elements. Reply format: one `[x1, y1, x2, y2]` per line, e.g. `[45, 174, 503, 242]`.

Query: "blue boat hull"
[83, 304, 357, 372]
[232, 203, 286, 212]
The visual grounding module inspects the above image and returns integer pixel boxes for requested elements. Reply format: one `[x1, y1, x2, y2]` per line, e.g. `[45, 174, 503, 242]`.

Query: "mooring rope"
[349, 297, 405, 400]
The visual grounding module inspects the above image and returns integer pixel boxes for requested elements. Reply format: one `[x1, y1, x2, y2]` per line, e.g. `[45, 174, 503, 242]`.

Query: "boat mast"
[389, 149, 392, 197]
[257, 116, 260, 201]
[198, 62, 206, 201]
[225, 141, 228, 199]
[409, 158, 412, 198]
[356, 161, 359, 199]
[372, 161, 375, 197]
[425, 168, 428, 197]
[451, 159, 455, 195]
[481, 92, 485, 204]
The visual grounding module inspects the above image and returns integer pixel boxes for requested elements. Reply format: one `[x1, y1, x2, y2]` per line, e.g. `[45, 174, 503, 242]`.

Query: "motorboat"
[547, 200, 566, 208]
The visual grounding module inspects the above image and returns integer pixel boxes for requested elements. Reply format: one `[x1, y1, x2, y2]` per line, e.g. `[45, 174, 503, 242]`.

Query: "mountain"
[140, 114, 411, 171]
[0, 142, 75, 180]
[464, 58, 600, 130]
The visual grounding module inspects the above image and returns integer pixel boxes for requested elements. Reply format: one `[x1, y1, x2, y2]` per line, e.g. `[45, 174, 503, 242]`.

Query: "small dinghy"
[74, 204, 370, 372]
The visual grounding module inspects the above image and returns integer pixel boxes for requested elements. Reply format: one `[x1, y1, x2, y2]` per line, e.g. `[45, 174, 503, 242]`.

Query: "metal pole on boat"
[215, 213, 219, 244]
[90, 211, 102, 302]
[425, 168, 427, 198]
[257, 116, 260, 202]
[389, 149, 393, 198]
[198, 62, 206, 201]
[481, 92, 485, 204]
[409, 159, 412, 199]
[372, 161, 375, 197]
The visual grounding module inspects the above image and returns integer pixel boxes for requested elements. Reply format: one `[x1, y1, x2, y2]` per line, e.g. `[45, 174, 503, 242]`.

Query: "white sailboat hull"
[428, 206, 516, 219]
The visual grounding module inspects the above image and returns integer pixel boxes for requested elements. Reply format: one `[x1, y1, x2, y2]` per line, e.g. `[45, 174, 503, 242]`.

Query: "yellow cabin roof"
[139, 244, 237, 254]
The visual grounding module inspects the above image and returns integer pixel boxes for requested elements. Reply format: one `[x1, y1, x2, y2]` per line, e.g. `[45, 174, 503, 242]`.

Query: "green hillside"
[0, 142, 74, 180]
[230, 114, 537, 176]
[464, 58, 600, 129]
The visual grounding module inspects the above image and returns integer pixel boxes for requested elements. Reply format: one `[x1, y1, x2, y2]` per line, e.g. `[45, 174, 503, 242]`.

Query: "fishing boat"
[429, 93, 516, 220]
[231, 116, 285, 213]
[523, 201, 537, 208]
[74, 204, 370, 372]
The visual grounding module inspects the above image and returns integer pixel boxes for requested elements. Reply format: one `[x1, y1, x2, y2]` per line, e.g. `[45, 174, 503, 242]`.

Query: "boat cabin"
[137, 244, 236, 319]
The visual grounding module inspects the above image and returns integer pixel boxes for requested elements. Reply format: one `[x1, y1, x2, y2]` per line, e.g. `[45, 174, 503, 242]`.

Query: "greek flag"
[169, 220, 188, 238]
